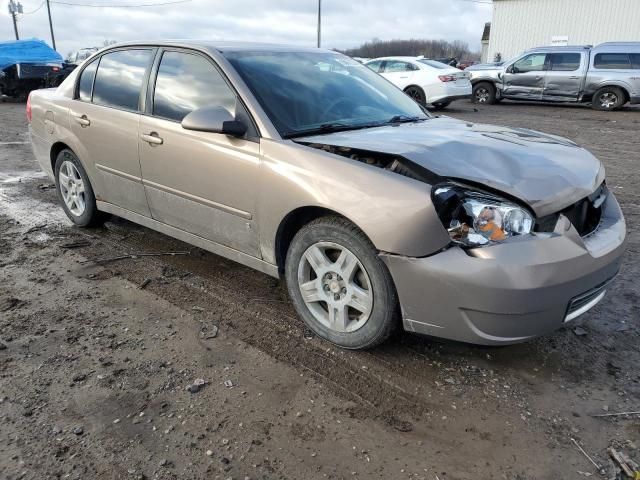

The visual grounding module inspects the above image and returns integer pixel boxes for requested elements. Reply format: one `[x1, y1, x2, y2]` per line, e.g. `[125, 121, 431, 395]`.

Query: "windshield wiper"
[386, 115, 427, 124]
[284, 122, 381, 139]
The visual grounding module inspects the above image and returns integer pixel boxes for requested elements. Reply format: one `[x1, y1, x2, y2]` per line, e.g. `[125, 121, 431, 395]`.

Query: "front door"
[380, 60, 418, 90]
[542, 52, 584, 101]
[138, 49, 261, 257]
[502, 53, 547, 100]
[69, 48, 155, 216]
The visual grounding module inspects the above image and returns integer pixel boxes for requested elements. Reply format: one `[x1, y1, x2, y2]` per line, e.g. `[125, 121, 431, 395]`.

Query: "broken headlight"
[432, 184, 534, 247]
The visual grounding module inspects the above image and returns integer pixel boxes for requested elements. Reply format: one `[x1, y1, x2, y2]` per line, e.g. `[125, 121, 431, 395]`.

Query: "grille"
[535, 184, 606, 236]
[564, 279, 611, 322]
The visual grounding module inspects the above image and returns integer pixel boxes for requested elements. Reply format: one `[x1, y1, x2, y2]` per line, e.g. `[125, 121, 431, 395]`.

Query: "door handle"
[74, 115, 90, 127]
[569, 76, 580, 79]
[141, 132, 163, 145]
[400, 76, 409, 79]
[535, 76, 542, 80]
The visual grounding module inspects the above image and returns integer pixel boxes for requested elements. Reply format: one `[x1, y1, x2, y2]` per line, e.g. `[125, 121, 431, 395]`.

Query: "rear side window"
[92, 49, 153, 111]
[152, 51, 236, 122]
[594, 53, 631, 69]
[78, 58, 98, 102]
[548, 53, 581, 71]
[630, 53, 640, 69]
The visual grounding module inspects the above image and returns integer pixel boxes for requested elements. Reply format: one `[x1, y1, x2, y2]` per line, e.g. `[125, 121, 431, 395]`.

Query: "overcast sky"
[1, 0, 492, 58]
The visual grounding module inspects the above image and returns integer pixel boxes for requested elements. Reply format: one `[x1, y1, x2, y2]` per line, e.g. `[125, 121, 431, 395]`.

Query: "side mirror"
[506, 65, 515, 74]
[181, 106, 247, 138]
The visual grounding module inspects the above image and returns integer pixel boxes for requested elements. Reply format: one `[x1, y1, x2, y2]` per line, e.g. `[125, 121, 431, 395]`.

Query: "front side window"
[513, 53, 546, 73]
[384, 61, 415, 73]
[594, 53, 631, 69]
[224, 51, 428, 138]
[92, 49, 153, 111]
[548, 53, 581, 71]
[153, 51, 237, 122]
[77, 58, 98, 102]
[365, 60, 383, 73]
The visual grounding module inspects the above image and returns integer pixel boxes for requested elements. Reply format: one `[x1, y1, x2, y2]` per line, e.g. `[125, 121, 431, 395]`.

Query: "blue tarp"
[0, 39, 62, 70]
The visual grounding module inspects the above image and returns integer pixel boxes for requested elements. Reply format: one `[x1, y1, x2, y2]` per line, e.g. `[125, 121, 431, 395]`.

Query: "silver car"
[28, 41, 627, 349]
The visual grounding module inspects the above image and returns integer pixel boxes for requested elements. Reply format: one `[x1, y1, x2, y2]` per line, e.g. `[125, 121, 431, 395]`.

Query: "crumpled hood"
[297, 117, 605, 217]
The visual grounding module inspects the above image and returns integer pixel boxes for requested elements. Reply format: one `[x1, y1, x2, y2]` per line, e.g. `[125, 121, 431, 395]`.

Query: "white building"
[485, 0, 640, 63]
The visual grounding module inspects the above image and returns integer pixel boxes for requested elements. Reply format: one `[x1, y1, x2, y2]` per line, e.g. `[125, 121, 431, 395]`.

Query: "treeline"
[342, 38, 477, 60]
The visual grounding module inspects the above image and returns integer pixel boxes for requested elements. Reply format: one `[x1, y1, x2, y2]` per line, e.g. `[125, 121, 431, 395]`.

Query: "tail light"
[26, 93, 32, 123]
[438, 75, 457, 82]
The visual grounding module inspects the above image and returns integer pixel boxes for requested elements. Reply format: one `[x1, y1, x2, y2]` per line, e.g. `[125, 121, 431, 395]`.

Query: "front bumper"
[382, 192, 627, 345]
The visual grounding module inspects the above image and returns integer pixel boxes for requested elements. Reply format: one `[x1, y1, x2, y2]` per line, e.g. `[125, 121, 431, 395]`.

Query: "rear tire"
[404, 86, 427, 106]
[285, 216, 398, 350]
[592, 86, 625, 111]
[472, 82, 497, 104]
[54, 149, 105, 227]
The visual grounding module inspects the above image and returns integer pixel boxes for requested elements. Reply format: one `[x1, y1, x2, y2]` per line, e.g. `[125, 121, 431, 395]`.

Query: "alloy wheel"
[58, 160, 86, 217]
[475, 87, 490, 103]
[297, 242, 373, 333]
[599, 92, 618, 109]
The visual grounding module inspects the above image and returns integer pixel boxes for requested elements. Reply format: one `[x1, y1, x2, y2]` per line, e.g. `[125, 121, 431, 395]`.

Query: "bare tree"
[343, 38, 477, 61]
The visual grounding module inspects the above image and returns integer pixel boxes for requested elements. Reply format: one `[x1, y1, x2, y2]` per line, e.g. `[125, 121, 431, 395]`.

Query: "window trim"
[144, 46, 261, 141]
[73, 46, 157, 114]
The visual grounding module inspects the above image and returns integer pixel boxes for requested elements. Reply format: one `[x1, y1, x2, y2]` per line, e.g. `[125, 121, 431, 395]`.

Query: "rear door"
[542, 52, 584, 101]
[502, 52, 547, 100]
[69, 48, 154, 216]
[380, 60, 418, 90]
[138, 49, 261, 256]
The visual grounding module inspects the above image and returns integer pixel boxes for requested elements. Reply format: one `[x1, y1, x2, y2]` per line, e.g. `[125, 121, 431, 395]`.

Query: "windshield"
[223, 50, 429, 138]
[417, 59, 452, 69]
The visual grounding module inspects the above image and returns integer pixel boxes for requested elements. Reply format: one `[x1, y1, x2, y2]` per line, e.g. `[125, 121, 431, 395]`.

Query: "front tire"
[592, 86, 625, 111]
[404, 86, 427, 106]
[54, 149, 105, 227]
[285, 216, 398, 349]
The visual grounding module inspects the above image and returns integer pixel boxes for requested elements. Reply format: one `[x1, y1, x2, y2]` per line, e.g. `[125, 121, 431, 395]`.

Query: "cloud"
[1, 0, 491, 58]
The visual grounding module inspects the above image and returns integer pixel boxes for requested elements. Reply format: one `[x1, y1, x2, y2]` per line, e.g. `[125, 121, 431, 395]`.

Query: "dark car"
[0, 39, 63, 98]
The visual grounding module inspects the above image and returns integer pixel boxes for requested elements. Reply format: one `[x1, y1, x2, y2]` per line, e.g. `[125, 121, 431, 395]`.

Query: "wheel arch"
[274, 206, 374, 274]
[594, 84, 631, 103]
[50, 141, 72, 173]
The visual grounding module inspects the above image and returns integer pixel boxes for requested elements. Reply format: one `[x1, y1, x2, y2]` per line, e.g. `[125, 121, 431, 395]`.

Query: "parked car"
[365, 56, 471, 109]
[434, 57, 458, 67]
[28, 41, 626, 349]
[0, 39, 63, 98]
[467, 42, 640, 110]
[66, 47, 99, 66]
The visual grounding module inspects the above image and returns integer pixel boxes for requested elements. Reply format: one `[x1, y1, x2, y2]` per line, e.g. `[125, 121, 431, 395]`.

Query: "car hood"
[296, 117, 604, 217]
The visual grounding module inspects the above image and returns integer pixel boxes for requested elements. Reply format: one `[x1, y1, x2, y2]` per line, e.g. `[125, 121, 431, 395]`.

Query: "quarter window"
[548, 53, 581, 71]
[629, 53, 640, 69]
[77, 58, 98, 102]
[153, 51, 237, 122]
[92, 49, 153, 111]
[594, 53, 631, 69]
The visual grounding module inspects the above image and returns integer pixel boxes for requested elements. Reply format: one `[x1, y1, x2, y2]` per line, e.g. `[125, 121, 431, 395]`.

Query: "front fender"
[257, 139, 451, 265]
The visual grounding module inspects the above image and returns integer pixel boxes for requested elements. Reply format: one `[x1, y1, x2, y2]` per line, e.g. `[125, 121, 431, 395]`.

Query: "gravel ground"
[1, 99, 639, 480]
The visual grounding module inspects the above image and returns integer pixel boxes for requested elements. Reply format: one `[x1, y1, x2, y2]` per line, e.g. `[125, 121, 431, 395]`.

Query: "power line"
[22, 0, 46, 14]
[49, 0, 191, 7]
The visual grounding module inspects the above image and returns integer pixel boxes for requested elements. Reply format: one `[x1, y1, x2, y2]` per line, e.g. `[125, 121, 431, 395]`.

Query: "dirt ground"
[1, 98, 639, 480]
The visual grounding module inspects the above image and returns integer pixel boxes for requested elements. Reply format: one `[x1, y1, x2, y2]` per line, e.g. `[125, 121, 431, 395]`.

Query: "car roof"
[105, 40, 332, 54]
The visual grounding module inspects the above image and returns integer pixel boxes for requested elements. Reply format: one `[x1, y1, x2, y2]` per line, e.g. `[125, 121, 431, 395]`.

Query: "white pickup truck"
[467, 42, 640, 110]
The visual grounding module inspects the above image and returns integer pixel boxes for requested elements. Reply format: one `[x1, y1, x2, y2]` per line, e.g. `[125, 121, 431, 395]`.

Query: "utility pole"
[45, 0, 56, 50]
[8, 0, 23, 40]
[317, 0, 321, 48]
